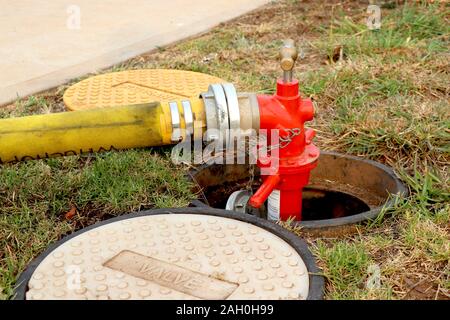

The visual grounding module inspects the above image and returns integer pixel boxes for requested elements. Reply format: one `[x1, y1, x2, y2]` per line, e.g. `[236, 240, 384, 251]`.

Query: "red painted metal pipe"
[249, 75, 320, 221]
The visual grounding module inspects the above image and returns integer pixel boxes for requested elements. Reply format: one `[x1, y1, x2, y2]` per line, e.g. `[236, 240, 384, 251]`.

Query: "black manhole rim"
[188, 151, 408, 234]
[14, 207, 324, 300]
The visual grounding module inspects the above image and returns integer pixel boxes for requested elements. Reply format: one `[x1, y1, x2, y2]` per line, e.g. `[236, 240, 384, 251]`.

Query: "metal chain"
[275, 128, 302, 150]
[250, 127, 302, 153]
[200, 128, 302, 193]
[246, 163, 255, 192]
[244, 127, 301, 193]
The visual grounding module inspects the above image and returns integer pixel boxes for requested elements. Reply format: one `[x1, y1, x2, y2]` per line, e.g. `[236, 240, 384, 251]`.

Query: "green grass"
[314, 240, 395, 300]
[306, 2, 449, 299]
[0, 0, 449, 299]
[324, 2, 449, 58]
[0, 150, 193, 298]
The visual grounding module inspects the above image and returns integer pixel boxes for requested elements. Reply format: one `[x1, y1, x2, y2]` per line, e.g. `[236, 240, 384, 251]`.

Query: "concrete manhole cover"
[15, 209, 323, 300]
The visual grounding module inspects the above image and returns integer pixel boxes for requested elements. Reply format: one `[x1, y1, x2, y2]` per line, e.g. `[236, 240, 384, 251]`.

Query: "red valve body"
[248, 79, 319, 221]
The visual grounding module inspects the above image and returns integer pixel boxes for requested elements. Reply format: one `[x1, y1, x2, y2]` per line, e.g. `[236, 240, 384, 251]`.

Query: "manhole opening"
[197, 179, 370, 221]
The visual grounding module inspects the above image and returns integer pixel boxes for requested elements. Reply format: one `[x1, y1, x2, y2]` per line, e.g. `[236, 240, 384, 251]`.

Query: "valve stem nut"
[279, 39, 298, 83]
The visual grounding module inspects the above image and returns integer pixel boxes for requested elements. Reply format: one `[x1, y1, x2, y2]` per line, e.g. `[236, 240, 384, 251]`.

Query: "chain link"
[250, 127, 302, 152]
[245, 127, 301, 193]
[201, 128, 302, 193]
[246, 163, 255, 192]
[275, 128, 302, 149]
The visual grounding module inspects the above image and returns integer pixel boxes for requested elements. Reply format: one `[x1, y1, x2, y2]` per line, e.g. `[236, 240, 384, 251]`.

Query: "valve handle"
[279, 39, 298, 83]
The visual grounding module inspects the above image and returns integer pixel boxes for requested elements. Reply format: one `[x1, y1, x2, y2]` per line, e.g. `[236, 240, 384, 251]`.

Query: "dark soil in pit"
[197, 180, 370, 221]
[301, 189, 369, 220]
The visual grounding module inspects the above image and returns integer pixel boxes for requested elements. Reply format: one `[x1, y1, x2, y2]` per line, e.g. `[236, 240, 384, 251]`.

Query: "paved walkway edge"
[0, 2, 267, 107]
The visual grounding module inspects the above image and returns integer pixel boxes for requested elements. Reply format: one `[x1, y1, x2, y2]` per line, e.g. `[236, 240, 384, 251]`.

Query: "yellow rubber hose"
[0, 98, 206, 164]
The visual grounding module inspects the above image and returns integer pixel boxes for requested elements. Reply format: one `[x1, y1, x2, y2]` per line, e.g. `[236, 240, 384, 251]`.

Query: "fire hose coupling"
[200, 83, 260, 143]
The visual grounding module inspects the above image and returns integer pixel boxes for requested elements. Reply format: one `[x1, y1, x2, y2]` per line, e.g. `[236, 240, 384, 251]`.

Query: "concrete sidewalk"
[0, 0, 269, 106]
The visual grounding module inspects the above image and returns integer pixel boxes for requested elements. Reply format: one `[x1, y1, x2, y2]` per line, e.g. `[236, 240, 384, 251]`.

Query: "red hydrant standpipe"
[248, 40, 320, 221]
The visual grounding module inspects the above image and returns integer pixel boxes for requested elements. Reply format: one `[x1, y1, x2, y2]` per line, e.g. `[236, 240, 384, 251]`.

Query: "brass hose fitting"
[279, 39, 298, 83]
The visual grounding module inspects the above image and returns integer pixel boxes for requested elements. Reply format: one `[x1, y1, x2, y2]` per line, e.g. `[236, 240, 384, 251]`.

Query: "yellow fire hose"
[0, 67, 260, 165]
[0, 99, 206, 164]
